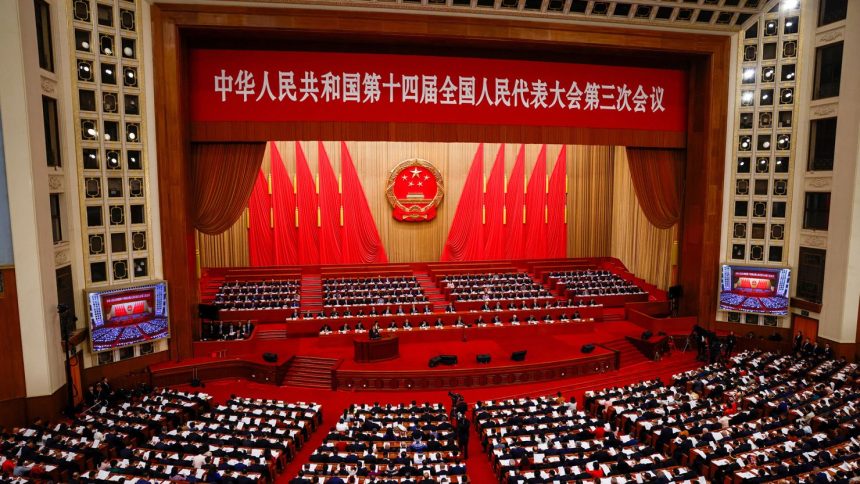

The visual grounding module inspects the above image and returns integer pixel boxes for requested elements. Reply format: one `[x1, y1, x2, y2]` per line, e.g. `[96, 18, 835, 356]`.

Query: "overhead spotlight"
[762, 141, 771, 149]
[128, 132, 136, 141]
[81, 41, 89, 50]
[763, 68, 775, 80]
[123, 46, 133, 57]
[743, 68, 755, 81]
[104, 133, 111, 141]
[741, 92, 754, 104]
[786, 21, 794, 27]
[86, 128, 97, 137]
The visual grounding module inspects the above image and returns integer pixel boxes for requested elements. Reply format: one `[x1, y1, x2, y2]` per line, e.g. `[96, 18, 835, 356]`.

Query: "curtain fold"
[248, 170, 274, 266]
[504, 145, 526, 259]
[625, 147, 685, 229]
[318, 142, 343, 264]
[341, 142, 388, 264]
[547, 145, 567, 258]
[191, 142, 265, 235]
[524, 145, 548, 259]
[296, 142, 320, 264]
[270, 142, 298, 265]
[483, 144, 505, 260]
[612, 147, 676, 289]
[441, 144, 484, 261]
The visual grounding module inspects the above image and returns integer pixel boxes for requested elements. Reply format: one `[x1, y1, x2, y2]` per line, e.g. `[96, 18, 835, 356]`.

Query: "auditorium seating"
[317, 305, 599, 335]
[201, 320, 254, 341]
[323, 276, 428, 310]
[212, 279, 301, 310]
[295, 401, 468, 483]
[0, 387, 321, 484]
[584, 350, 860, 483]
[473, 394, 691, 483]
[547, 270, 646, 298]
[438, 272, 553, 310]
[0, 388, 210, 482]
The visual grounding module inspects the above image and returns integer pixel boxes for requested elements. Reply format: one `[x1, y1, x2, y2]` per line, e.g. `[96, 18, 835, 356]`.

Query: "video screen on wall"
[719, 265, 791, 316]
[87, 282, 169, 352]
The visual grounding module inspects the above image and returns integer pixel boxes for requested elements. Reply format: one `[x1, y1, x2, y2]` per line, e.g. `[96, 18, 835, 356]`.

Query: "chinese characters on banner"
[190, 50, 688, 132]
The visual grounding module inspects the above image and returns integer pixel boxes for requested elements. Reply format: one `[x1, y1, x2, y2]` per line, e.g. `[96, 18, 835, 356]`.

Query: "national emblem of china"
[386, 158, 444, 222]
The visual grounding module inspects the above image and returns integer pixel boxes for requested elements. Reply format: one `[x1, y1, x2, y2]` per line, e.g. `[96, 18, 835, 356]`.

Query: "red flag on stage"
[524, 145, 548, 258]
[442, 144, 484, 262]
[547, 146, 568, 258]
[296, 142, 320, 265]
[483, 144, 505, 260]
[270, 142, 298, 265]
[341, 142, 388, 264]
[248, 169, 274, 266]
[317, 142, 343, 264]
[504, 145, 526, 259]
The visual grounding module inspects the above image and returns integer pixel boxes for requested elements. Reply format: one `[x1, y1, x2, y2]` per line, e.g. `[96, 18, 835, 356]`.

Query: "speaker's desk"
[353, 335, 399, 363]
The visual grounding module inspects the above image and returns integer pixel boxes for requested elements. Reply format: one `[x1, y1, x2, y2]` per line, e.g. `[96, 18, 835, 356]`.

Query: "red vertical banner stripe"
[296, 142, 320, 264]
[504, 145, 526, 259]
[547, 145, 567, 258]
[341, 142, 388, 264]
[270, 142, 299, 265]
[483, 144, 506, 260]
[442, 144, 485, 261]
[317, 142, 343, 264]
[524, 145, 548, 259]
[248, 169, 275, 266]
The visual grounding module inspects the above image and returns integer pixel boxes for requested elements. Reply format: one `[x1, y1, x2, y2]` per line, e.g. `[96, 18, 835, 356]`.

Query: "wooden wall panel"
[0, 267, 26, 402]
[198, 142, 612, 265]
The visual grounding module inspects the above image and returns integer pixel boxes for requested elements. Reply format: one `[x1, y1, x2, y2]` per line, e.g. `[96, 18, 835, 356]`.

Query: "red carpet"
[172, 349, 701, 483]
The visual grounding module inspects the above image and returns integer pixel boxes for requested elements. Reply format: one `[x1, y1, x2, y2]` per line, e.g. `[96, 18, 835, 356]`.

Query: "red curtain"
[483, 144, 506, 260]
[625, 147, 685, 229]
[504, 145, 526, 259]
[341, 142, 388, 264]
[317, 142, 343, 264]
[442, 144, 484, 261]
[524, 145, 548, 258]
[296, 142, 320, 264]
[547, 146, 567, 258]
[191, 142, 265, 235]
[248, 170, 274, 266]
[270, 142, 298, 265]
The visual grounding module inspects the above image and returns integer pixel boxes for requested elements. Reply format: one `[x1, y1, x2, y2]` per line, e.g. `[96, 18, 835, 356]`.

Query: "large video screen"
[87, 282, 169, 352]
[719, 265, 791, 316]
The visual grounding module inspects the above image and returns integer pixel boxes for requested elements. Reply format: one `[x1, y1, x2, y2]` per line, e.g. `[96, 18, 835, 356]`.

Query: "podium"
[353, 335, 399, 363]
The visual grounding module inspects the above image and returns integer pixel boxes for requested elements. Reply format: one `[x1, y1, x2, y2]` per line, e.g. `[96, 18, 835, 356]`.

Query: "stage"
[150, 319, 679, 391]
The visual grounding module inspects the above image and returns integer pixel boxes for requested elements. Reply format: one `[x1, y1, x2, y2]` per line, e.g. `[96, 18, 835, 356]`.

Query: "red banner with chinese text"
[189, 49, 688, 132]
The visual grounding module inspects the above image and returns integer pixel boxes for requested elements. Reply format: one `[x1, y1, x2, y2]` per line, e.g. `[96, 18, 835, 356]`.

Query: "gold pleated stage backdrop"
[197, 141, 673, 289]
